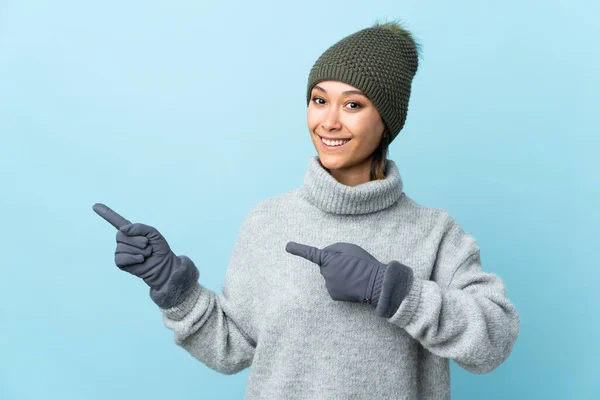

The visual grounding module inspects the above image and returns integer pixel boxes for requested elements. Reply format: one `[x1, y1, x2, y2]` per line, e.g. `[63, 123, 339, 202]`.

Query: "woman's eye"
[346, 102, 361, 109]
[311, 97, 325, 105]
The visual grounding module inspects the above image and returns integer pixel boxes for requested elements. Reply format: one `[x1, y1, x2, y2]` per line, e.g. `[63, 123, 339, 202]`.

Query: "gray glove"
[286, 241, 413, 317]
[93, 203, 198, 308]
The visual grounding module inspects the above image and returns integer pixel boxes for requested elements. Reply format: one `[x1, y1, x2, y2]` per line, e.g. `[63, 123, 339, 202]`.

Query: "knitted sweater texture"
[158, 156, 520, 399]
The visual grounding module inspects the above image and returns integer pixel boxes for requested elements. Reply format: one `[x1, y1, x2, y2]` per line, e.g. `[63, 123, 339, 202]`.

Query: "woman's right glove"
[93, 203, 198, 308]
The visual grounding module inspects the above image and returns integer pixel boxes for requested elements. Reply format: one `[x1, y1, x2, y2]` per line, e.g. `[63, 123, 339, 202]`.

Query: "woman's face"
[307, 80, 385, 186]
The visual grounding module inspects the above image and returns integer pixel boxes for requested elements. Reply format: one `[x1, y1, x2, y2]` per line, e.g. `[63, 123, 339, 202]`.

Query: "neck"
[325, 157, 374, 186]
[300, 155, 404, 215]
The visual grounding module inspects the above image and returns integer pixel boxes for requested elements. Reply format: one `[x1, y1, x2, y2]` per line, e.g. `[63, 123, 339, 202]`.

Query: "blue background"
[1, 0, 598, 399]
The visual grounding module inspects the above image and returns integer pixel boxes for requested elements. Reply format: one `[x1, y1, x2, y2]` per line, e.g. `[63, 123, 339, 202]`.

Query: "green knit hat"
[306, 22, 420, 143]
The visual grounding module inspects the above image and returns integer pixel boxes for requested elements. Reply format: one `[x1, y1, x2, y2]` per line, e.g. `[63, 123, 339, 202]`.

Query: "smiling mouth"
[318, 135, 351, 149]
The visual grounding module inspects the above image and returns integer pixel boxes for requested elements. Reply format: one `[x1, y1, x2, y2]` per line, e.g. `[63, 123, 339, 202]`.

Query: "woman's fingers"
[116, 241, 153, 257]
[114, 236, 153, 268]
[93, 203, 132, 230]
[115, 253, 144, 267]
[116, 231, 149, 248]
[120, 223, 158, 238]
[285, 241, 323, 265]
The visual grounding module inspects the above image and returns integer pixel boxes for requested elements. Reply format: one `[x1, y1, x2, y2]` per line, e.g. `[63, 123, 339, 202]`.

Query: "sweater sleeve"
[155, 211, 259, 376]
[382, 214, 520, 374]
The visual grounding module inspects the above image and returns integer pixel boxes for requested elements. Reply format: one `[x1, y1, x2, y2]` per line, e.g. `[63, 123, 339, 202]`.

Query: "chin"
[317, 153, 350, 170]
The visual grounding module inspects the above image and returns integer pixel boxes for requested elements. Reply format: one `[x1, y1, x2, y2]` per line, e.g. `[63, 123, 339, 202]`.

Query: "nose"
[321, 107, 342, 131]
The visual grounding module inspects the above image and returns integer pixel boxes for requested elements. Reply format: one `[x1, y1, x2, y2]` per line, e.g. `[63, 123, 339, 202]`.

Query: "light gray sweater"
[158, 156, 520, 399]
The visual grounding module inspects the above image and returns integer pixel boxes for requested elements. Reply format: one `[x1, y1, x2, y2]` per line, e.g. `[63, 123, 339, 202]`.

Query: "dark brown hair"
[370, 127, 390, 181]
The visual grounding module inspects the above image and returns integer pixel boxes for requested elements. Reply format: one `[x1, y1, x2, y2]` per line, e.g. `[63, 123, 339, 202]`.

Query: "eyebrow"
[313, 85, 366, 97]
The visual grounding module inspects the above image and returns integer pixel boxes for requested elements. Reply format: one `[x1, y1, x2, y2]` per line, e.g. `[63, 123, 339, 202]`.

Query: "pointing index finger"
[93, 203, 132, 230]
[285, 241, 323, 265]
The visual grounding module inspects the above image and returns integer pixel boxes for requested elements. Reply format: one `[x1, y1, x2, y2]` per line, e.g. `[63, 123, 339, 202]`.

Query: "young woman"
[94, 22, 520, 399]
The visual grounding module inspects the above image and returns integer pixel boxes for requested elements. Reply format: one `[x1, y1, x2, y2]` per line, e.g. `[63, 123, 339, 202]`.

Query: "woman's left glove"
[285, 241, 413, 311]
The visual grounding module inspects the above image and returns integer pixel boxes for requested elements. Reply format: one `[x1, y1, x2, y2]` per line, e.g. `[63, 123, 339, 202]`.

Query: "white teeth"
[321, 137, 350, 146]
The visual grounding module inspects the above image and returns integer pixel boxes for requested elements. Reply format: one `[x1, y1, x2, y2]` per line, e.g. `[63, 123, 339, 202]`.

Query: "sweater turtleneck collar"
[299, 156, 404, 215]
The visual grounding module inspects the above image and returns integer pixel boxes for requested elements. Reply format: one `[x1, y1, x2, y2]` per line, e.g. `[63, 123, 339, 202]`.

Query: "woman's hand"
[286, 241, 388, 305]
[93, 203, 180, 290]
